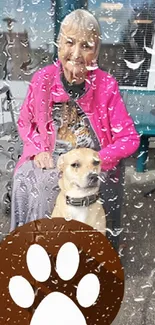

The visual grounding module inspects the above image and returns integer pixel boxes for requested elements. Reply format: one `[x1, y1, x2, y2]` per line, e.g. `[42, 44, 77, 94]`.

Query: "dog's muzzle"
[87, 173, 99, 187]
[66, 193, 100, 207]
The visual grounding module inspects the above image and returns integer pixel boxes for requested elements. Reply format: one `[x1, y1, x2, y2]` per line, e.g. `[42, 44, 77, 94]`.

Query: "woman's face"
[58, 26, 97, 83]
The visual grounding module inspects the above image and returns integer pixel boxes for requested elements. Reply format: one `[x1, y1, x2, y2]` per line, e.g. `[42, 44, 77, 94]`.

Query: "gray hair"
[57, 9, 102, 58]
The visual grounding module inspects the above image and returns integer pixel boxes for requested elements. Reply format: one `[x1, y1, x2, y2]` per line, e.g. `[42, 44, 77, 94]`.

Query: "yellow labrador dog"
[51, 148, 106, 235]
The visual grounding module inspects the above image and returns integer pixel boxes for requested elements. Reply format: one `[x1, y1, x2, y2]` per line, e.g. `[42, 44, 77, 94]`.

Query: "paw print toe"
[26, 244, 51, 282]
[9, 276, 35, 308]
[77, 273, 100, 308]
[56, 242, 80, 281]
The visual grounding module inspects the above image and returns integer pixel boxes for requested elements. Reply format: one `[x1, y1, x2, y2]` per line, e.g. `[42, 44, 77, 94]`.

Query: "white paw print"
[9, 242, 100, 325]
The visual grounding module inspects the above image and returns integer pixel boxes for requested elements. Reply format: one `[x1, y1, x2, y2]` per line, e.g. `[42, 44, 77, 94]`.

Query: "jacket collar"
[51, 60, 97, 106]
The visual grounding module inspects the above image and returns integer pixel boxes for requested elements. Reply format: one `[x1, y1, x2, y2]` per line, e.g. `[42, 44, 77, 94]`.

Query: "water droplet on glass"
[134, 297, 144, 302]
[5, 182, 12, 192]
[112, 126, 123, 133]
[26, 170, 34, 182]
[104, 32, 110, 39]
[47, 198, 53, 203]
[32, 0, 41, 4]
[31, 188, 39, 198]
[65, 216, 72, 221]
[106, 227, 123, 237]
[133, 174, 142, 181]
[7, 146, 15, 153]
[52, 279, 58, 285]
[134, 202, 144, 208]
[16, 0, 24, 12]
[44, 211, 50, 218]
[2, 193, 10, 206]
[47, 8, 55, 17]
[98, 251, 104, 256]
[21, 184, 27, 192]
[29, 12, 37, 24]
[132, 215, 138, 221]
[49, 173, 55, 180]
[6, 160, 15, 173]
[109, 195, 118, 202]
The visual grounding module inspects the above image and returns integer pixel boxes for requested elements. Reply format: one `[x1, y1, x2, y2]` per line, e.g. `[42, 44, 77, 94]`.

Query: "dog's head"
[57, 148, 102, 196]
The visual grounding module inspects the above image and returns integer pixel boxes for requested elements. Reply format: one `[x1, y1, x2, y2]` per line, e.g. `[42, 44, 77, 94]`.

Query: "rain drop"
[32, 0, 41, 4]
[106, 227, 123, 237]
[47, 8, 55, 17]
[65, 216, 72, 221]
[134, 202, 144, 209]
[31, 188, 39, 198]
[20, 184, 27, 192]
[7, 146, 15, 153]
[132, 215, 138, 221]
[6, 160, 15, 172]
[134, 297, 144, 302]
[16, 0, 24, 12]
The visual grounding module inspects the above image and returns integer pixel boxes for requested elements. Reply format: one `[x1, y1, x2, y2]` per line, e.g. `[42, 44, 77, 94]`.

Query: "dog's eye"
[71, 162, 81, 168]
[93, 160, 100, 166]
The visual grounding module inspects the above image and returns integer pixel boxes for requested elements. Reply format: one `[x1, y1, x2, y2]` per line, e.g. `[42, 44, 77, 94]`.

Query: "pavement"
[0, 136, 155, 324]
[113, 151, 155, 325]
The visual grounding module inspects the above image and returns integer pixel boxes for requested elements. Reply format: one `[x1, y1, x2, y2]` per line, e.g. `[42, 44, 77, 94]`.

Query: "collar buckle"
[82, 196, 90, 207]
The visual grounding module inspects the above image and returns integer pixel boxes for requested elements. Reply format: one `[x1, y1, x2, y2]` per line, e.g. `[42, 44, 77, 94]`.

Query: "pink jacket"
[16, 60, 140, 172]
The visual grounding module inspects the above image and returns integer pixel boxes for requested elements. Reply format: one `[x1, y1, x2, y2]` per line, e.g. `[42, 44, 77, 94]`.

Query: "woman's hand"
[34, 152, 54, 169]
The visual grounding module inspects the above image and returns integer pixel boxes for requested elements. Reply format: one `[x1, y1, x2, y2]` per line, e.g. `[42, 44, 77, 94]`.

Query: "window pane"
[0, 0, 54, 82]
[88, 0, 155, 88]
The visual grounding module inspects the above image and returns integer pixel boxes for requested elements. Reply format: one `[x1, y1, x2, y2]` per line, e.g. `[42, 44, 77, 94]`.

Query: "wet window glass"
[88, 0, 155, 88]
[0, 2, 155, 323]
[0, 0, 54, 225]
[0, 0, 54, 82]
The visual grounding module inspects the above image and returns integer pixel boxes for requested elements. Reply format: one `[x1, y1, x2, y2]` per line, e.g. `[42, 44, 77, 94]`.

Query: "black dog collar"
[66, 193, 100, 207]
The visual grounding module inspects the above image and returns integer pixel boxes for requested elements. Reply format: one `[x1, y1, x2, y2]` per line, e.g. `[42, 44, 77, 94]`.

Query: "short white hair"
[57, 9, 101, 58]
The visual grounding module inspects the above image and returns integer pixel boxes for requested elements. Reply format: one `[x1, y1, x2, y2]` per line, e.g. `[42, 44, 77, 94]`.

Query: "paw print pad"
[0, 218, 124, 324]
[9, 242, 100, 324]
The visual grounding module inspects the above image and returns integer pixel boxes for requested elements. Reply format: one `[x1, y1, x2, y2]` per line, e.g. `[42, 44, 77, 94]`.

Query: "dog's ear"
[57, 154, 65, 172]
[93, 154, 102, 165]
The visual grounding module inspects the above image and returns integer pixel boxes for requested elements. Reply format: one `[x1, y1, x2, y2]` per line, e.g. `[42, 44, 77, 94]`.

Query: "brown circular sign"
[0, 218, 124, 324]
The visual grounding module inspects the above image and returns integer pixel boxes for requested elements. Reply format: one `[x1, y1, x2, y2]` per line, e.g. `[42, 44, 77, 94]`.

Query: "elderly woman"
[10, 9, 140, 246]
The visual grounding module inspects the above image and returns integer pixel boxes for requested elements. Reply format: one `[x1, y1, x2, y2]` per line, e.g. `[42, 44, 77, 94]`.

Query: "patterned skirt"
[10, 155, 60, 232]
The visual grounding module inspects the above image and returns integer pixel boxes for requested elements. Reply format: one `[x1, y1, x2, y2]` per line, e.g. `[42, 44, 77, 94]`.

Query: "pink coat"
[16, 60, 140, 172]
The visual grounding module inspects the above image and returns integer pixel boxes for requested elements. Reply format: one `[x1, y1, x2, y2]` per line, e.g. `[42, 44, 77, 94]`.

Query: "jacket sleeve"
[98, 80, 140, 171]
[17, 73, 50, 157]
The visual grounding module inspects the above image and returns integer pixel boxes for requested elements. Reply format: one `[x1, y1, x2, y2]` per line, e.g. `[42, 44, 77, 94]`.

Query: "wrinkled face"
[58, 26, 97, 82]
[58, 148, 102, 194]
